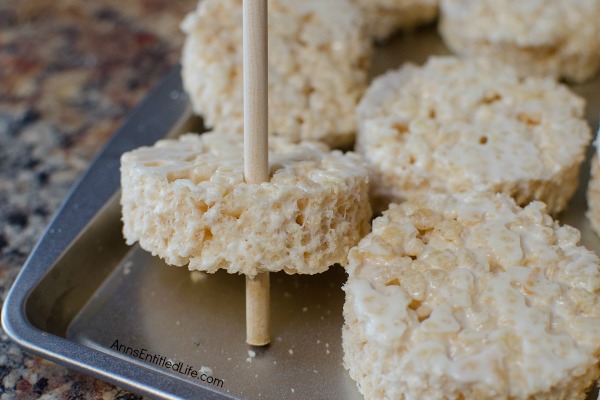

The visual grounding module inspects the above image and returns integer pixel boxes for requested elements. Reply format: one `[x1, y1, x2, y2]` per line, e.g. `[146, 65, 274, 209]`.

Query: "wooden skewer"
[246, 272, 270, 346]
[243, 0, 270, 346]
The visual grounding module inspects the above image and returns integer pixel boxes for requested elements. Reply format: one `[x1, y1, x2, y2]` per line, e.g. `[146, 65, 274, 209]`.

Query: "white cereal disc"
[351, 0, 438, 40]
[357, 56, 591, 214]
[180, 0, 371, 147]
[439, 0, 600, 82]
[343, 192, 600, 400]
[120, 133, 372, 277]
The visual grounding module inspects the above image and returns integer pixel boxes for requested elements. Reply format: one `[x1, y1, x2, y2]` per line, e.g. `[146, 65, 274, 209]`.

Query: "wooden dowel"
[246, 272, 270, 346]
[243, 0, 268, 184]
[243, 0, 270, 346]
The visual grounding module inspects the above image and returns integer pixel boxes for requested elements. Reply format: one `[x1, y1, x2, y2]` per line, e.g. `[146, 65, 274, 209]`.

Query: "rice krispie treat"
[439, 0, 600, 82]
[357, 56, 591, 214]
[181, 0, 371, 148]
[343, 192, 600, 400]
[120, 133, 372, 276]
[351, 0, 438, 41]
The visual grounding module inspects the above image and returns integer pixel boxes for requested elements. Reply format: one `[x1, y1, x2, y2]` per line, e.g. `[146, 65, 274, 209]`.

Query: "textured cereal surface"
[357, 56, 591, 214]
[587, 154, 600, 236]
[351, 0, 438, 40]
[181, 0, 371, 147]
[439, 0, 600, 82]
[343, 192, 600, 400]
[120, 133, 372, 276]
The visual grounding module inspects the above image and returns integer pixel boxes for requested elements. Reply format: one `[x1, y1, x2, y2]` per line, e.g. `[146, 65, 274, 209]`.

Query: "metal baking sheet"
[3, 26, 600, 400]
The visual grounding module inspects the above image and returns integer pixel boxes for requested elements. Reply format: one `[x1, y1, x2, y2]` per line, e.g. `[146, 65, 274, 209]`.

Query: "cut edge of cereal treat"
[438, 0, 600, 82]
[356, 56, 591, 214]
[120, 132, 372, 277]
[180, 0, 372, 147]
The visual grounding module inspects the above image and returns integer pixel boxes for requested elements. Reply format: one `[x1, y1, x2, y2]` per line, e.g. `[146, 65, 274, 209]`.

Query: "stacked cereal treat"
[439, 0, 600, 82]
[356, 56, 591, 214]
[343, 192, 600, 400]
[120, 133, 372, 276]
[351, 0, 439, 41]
[587, 137, 600, 236]
[181, 0, 371, 148]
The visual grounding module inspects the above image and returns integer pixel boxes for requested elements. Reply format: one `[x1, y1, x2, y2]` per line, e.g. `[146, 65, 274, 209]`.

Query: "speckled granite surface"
[0, 1, 196, 398]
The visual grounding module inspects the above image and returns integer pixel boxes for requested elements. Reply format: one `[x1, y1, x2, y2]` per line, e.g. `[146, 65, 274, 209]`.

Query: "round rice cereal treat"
[351, 0, 439, 41]
[357, 56, 591, 214]
[587, 151, 600, 236]
[120, 132, 372, 277]
[181, 0, 371, 148]
[439, 0, 600, 83]
[343, 192, 600, 400]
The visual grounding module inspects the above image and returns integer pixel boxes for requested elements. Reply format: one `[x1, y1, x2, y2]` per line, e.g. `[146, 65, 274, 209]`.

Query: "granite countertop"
[0, 1, 196, 398]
